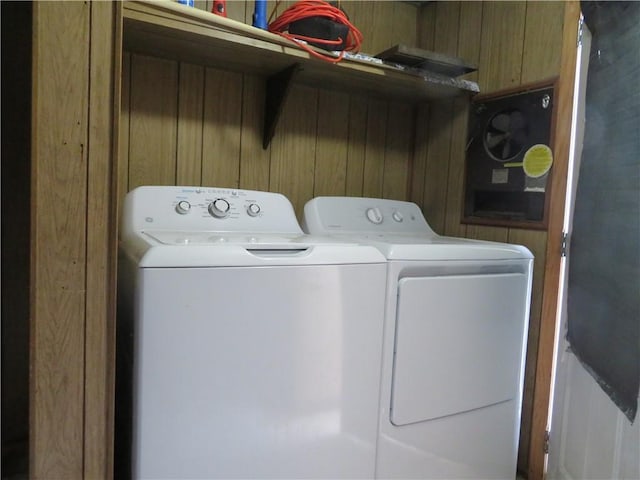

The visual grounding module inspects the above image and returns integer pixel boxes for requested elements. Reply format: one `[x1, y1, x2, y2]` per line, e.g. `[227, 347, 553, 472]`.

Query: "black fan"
[483, 109, 529, 162]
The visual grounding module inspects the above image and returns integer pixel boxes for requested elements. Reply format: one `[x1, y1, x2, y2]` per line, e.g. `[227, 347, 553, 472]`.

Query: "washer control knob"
[392, 211, 404, 223]
[208, 198, 231, 218]
[247, 203, 261, 217]
[366, 207, 383, 224]
[175, 200, 191, 215]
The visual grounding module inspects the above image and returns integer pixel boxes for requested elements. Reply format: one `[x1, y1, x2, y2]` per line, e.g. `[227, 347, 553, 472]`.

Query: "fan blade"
[502, 140, 512, 159]
[486, 131, 510, 148]
[491, 113, 511, 132]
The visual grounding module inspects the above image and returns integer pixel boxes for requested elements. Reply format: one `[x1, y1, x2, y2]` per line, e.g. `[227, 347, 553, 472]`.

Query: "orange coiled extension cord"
[268, 1, 363, 63]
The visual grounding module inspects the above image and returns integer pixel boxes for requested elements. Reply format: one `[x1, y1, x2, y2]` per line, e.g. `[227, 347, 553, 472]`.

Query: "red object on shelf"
[212, 0, 227, 17]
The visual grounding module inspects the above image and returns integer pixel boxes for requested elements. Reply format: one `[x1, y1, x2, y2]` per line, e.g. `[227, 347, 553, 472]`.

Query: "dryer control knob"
[392, 211, 404, 222]
[366, 207, 383, 224]
[208, 198, 231, 218]
[175, 200, 191, 215]
[246, 203, 261, 217]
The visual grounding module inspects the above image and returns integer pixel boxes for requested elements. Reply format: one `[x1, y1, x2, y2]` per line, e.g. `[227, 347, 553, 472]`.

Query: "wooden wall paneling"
[202, 68, 243, 188]
[416, 1, 436, 50]
[269, 84, 318, 215]
[434, 1, 460, 57]
[478, 1, 527, 93]
[529, 4, 580, 478]
[430, 1, 461, 235]
[412, 2, 435, 209]
[314, 89, 349, 196]
[521, 1, 565, 85]
[31, 2, 89, 477]
[225, 0, 247, 23]
[194, 0, 211, 15]
[128, 55, 178, 189]
[362, 99, 388, 199]
[349, 1, 394, 55]
[457, 1, 483, 79]
[509, 228, 548, 471]
[177, 63, 205, 186]
[421, 101, 453, 234]
[410, 103, 429, 206]
[465, 224, 509, 243]
[119, 52, 132, 207]
[84, 2, 118, 478]
[345, 95, 367, 197]
[443, 97, 470, 237]
[239, 74, 271, 192]
[443, 2, 482, 238]
[391, 1, 418, 48]
[382, 102, 413, 201]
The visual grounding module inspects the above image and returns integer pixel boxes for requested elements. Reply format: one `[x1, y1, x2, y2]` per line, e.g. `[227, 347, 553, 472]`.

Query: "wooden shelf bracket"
[263, 63, 302, 149]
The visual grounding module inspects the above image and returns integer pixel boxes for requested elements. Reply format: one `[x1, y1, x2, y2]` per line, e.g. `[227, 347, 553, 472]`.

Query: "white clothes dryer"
[116, 186, 388, 479]
[303, 196, 533, 480]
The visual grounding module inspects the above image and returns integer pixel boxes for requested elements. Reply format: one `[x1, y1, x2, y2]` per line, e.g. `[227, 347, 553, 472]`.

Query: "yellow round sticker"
[523, 144, 553, 178]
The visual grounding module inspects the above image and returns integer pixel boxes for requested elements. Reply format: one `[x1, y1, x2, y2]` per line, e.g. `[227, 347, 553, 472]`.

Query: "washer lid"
[122, 231, 387, 268]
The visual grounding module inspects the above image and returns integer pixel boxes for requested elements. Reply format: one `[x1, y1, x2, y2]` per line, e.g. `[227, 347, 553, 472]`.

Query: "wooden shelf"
[122, 1, 479, 103]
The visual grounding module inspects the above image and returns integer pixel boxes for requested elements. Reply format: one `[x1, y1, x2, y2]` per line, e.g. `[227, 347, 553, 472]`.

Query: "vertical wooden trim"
[528, 3, 581, 479]
[30, 2, 90, 477]
[84, 1, 119, 478]
[119, 51, 131, 203]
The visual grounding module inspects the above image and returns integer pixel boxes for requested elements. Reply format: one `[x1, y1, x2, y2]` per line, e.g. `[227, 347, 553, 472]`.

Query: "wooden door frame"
[528, 3, 581, 479]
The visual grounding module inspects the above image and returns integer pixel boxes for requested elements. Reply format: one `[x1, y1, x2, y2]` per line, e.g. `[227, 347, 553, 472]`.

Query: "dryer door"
[390, 272, 529, 426]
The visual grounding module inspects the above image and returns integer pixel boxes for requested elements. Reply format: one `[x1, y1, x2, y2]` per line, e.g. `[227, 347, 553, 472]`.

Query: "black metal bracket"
[263, 63, 302, 149]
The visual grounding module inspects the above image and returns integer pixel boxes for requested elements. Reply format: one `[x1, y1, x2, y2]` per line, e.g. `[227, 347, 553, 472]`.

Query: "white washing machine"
[303, 197, 533, 479]
[116, 186, 388, 479]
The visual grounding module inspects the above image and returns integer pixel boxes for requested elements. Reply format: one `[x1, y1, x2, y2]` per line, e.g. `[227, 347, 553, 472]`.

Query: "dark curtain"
[568, 1, 640, 422]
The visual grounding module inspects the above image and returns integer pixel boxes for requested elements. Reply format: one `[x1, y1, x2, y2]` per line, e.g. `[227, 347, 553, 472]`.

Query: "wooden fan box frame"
[462, 77, 559, 231]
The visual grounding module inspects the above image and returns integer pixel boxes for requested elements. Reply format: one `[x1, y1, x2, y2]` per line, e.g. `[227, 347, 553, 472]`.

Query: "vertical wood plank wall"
[120, 1, 419, 218]
[413, 2, 566, 474]
[30, 2, 118, 478]
[31, 3, 90, 476]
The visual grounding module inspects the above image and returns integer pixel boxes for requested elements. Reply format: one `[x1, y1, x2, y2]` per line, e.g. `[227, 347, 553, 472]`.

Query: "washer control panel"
[303, 196, 436, 236]
[122, 186, 303, 235]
